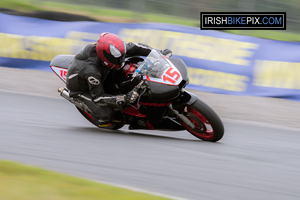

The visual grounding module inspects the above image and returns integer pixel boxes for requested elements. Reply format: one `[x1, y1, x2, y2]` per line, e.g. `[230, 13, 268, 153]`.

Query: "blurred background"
[1, 0, 300, 101]
[1, 2, 300, 199]
[1, 0, 300, 41]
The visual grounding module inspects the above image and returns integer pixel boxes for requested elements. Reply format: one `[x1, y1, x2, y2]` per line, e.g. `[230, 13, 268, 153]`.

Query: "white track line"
[94, 180, 189, 200]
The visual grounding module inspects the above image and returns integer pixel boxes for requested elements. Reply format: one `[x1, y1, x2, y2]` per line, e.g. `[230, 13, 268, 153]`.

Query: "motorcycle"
[50, 50, 224, 142]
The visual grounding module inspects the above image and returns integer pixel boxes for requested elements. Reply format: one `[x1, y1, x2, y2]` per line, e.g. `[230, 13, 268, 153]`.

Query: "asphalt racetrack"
[1, 90, 300, 200]
[1, 67, 300, 200]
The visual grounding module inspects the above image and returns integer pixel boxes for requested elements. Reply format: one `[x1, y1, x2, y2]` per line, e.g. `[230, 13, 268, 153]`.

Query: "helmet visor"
[103, 50, 126, 66]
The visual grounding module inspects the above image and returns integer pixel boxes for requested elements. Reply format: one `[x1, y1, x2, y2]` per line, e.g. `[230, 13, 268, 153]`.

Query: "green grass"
[0, 0, 198, 26]
[0, 160, 171, 200]
[0, 0, 299, 41]
[42, 1, 199, 26]
[0, 0, 47, 11]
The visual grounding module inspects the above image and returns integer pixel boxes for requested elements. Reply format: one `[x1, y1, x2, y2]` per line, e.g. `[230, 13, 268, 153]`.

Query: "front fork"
[169, 89, 198, 129]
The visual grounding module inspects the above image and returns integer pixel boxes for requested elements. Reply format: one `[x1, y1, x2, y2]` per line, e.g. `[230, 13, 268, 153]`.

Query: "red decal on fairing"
[140, 102, 171, 107]
[84, 111, 94, 120]
[124, 106, 146, 117]
[162, 67, 180, 84]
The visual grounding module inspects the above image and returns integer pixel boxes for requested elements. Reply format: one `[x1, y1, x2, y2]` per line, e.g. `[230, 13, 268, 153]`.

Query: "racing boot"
[98, 116, 112, 127]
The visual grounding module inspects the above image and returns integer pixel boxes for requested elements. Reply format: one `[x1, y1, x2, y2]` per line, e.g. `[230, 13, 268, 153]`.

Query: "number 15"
[163, 67, 180, 84]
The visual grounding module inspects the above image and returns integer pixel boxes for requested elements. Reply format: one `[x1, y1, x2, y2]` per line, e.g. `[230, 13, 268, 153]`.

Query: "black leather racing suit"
[66, 42, 152, 124]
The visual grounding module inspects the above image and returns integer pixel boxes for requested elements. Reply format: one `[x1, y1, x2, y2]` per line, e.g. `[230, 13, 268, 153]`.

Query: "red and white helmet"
[96, 32, 126, 70]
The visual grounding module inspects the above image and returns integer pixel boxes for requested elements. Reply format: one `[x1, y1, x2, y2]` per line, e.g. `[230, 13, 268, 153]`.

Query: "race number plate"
[145, 59, 183, 86]
[51, 66, 68, 83]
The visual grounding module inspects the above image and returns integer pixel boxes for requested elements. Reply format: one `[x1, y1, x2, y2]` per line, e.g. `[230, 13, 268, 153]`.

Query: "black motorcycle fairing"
[103, 56, 189, 97]
[143, 81, 180, 103]
[169, 58, 188, 82]
[182, 89, 198, 105]
[168, 58, 190, 89]
[172, 89, 198, 112]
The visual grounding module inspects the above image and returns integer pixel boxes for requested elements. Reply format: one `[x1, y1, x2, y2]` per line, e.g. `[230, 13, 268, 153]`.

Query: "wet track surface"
[1, 91, 300, 200]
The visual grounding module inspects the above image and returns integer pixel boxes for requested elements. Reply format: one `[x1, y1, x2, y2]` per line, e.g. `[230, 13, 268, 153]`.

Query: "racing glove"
[125, 90, 139, 105]
[161, 49, 172, 58]
[94, 91, 139, 106]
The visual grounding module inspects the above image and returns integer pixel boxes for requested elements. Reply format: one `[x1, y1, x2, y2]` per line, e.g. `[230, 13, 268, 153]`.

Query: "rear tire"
[181, 99, 224, 142]
[76, 107, 124, 130]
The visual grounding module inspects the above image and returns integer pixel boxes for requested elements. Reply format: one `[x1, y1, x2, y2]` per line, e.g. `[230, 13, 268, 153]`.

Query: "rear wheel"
[181, 99, 224, 142]
[76, 107, 124, 130]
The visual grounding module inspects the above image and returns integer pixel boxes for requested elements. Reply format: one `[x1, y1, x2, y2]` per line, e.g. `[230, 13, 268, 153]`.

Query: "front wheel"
[181, 99, 224, 142]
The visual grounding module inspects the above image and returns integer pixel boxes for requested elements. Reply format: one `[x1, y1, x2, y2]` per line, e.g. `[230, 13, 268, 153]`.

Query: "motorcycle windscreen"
[137, 50, 183, 86]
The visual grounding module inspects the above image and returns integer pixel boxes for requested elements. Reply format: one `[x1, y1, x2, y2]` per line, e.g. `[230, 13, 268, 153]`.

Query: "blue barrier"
[1, 13, 300, 100]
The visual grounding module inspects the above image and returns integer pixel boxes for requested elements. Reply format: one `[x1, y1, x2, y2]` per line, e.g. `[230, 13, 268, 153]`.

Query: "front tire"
[181, 99, 224, 142]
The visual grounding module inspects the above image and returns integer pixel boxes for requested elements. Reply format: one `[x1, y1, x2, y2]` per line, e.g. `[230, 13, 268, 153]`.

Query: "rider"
[66, 32, 172, 126]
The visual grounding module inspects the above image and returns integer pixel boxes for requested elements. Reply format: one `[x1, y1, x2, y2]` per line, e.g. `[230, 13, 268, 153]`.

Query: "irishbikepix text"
[200, 12, 286, 30]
